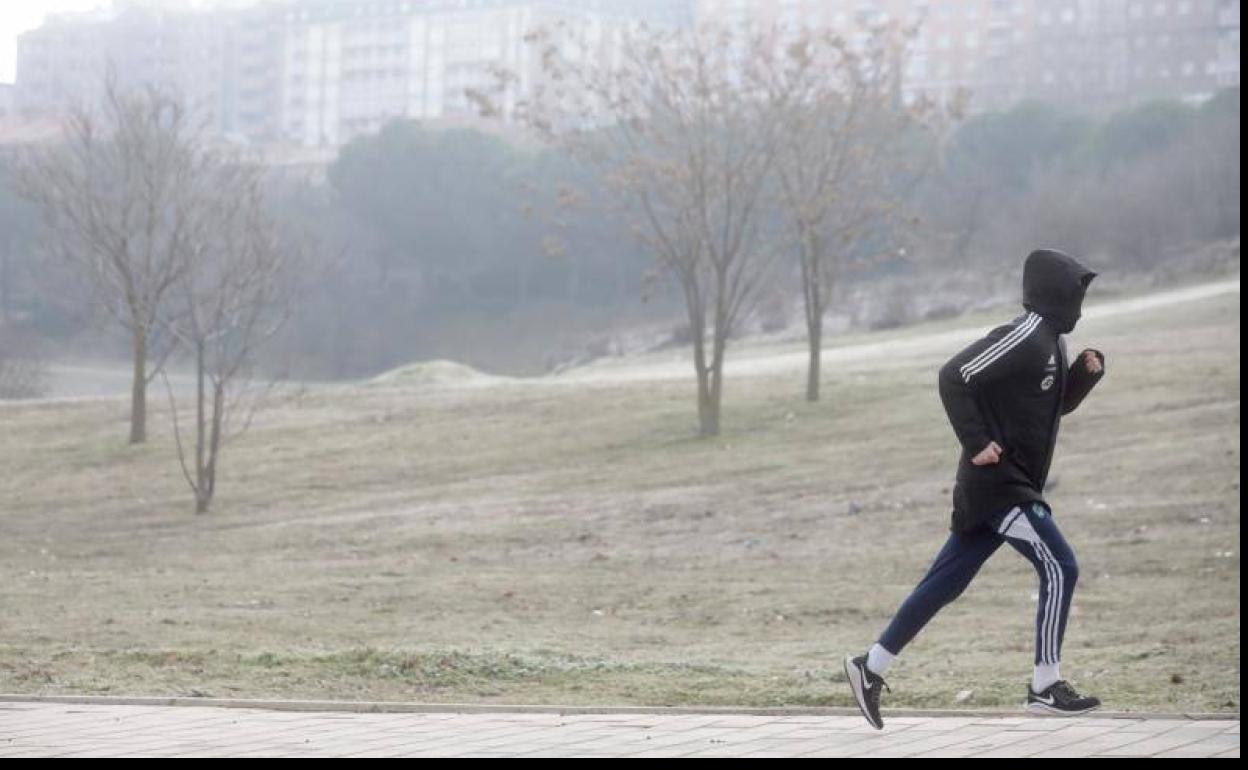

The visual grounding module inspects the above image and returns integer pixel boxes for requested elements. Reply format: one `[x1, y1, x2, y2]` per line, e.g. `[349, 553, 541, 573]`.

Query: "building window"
[1154, 1, 1167, 15]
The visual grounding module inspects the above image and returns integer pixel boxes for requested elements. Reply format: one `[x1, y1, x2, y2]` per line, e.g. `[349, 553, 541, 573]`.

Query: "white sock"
[867, 643, 896, 676]
[1033, 663, 1061, 693]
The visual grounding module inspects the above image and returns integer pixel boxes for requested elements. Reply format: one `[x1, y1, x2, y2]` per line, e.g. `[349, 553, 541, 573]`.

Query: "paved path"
[0, 702, 1238, 757]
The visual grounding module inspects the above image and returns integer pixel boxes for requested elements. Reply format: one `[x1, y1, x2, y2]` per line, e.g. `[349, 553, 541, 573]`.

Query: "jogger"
[877, 502, 1078, 667]
[844, 249, 1107, 729]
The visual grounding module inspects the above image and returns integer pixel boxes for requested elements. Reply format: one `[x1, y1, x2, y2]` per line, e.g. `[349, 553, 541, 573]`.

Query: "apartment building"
[694, 0, 1241, 112]
[15, 6, 230, 133]
[14, 0, 693, 148]
[223, 4, 288, 144]
[1023, 0, 1240, 109]
[16, 0, 1230, 142]
[272, 0, 697, 147]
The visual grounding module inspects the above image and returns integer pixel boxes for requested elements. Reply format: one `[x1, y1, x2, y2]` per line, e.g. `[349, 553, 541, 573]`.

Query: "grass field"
[0, 283, 1239, 713]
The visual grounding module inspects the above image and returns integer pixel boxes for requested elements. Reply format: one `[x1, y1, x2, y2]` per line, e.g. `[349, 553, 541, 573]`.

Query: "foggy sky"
[0, 1, 272, 84]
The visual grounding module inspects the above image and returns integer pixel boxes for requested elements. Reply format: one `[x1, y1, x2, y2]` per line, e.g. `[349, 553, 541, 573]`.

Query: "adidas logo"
[1048, 355, 1056, 366]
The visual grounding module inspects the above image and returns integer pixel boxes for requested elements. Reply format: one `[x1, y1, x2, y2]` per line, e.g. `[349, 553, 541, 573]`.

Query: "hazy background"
[0, 1, 1240, 393]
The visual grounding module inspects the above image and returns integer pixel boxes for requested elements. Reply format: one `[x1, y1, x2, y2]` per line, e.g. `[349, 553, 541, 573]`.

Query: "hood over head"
[1022, 249, 1097, 334]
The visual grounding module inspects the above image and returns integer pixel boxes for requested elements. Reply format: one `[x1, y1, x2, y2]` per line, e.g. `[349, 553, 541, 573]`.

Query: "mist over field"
[0, 0, 1239, 715]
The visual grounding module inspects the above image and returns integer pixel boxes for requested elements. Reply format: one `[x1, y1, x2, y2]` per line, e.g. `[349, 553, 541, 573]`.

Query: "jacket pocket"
[958, 459, 1006, 484]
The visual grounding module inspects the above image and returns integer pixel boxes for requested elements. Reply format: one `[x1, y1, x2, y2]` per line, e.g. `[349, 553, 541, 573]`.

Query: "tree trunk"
[195, 383, 222, 516]
[696, 368, 719, 438]
[691, 316, 720, 438]
[705, 328, 726, 437]
[129, 328, 148, 444]
[202, 380, 225, 515]
[800, 231, 824, 403]
[695, 351, 722, 438]
[701, 373, 721, 437]
[805, 295, 823, 402]
[798, 228, 828, 401]
[195, 340, 207, 514]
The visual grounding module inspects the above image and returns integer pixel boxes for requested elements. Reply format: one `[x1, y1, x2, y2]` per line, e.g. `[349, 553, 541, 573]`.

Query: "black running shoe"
[1026, 680, 1102, 716]
[844, 655, 889, 730]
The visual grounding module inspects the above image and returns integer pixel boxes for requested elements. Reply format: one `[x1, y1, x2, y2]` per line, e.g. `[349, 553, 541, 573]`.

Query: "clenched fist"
[1081, 350, 1103, 374]
[972, 441, 1004, 466]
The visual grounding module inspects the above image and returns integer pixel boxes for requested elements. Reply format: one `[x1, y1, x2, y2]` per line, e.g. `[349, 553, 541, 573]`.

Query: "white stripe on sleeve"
[961, 313, 1041, 383]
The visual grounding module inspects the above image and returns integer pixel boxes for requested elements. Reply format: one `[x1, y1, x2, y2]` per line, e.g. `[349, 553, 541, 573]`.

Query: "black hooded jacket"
[939, 250, 1104, 533]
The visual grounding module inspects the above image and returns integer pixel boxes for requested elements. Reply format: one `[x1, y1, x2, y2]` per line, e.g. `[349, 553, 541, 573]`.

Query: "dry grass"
[0, 289, 1239, 712]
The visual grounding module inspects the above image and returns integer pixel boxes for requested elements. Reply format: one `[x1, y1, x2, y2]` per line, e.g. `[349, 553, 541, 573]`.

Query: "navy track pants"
[878, 502, 1079, 666]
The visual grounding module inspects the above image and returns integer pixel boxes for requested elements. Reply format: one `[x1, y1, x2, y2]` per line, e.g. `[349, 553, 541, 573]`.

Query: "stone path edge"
[0, 694, 1237, 721]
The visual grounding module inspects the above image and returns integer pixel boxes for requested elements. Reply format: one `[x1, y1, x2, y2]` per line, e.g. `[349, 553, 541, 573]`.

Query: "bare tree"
[164, 160, 295, 514]
[763, 23, 942, 401]
[17, 76, 203, 443]
[484, 24, 784, 436]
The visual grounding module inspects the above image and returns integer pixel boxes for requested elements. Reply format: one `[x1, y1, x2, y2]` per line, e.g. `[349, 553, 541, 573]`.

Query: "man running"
[845, 249, 1107, 729]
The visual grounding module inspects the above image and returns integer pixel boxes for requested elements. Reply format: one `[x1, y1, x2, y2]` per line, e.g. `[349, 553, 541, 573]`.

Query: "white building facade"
[694, 0, 1242, 113]
[16, 0, 694, 148]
